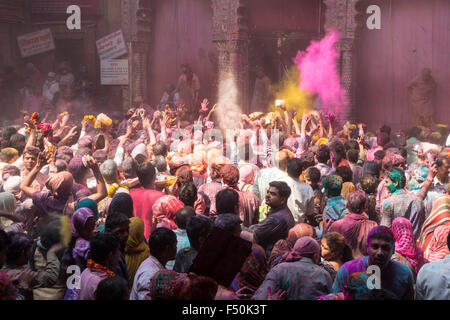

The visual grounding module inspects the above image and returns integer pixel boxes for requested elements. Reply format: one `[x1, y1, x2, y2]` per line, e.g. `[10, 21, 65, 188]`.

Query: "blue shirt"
[332, 256, 414, 300]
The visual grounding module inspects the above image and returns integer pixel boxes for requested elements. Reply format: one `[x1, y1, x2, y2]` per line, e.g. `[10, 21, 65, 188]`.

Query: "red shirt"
[130, 188, 165, 239]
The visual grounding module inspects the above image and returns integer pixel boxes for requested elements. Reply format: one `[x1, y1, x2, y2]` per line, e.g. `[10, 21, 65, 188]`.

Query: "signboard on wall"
[96, 30, 128, 60]
[101, 59, 129, 85]
[17, 28, 56, 58]
[31, 0, 99, 22]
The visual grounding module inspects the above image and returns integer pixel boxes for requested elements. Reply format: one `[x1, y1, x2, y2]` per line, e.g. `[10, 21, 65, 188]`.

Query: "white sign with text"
[96, 29, 127, 60]
[17, 28, 56, 58]
[101, 59, 129, 85]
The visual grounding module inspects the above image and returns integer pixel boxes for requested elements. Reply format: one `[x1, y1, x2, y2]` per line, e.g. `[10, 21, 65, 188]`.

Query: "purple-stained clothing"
[198, 179, 224, 216]
[32, 191, 70, 217]
[332, 256, 414, 300]
[250, 206, 295, 255]
[329, 213, 378, 259]
[78, 268, 109, 300]
[381, 189, 425, 240]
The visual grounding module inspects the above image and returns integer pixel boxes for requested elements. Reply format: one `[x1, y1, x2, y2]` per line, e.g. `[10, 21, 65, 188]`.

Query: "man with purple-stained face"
[331, 226, 414, 300]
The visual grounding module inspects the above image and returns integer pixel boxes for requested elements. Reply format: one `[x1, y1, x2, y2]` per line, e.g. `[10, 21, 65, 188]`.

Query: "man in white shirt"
[130, 228, 177, 300]
[42, 72, 59, 104]
[280, 158, 314, 223]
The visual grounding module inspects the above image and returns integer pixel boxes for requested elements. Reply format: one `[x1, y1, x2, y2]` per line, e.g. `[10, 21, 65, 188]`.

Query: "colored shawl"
[45, 171, 74, 196]
[418, 195, 450, 251]
[341, 182, 356, 199]
[279, 236, 320, 263]
[75, 198, 99, 221]
[108, 192, 134, 218]
[125, 217, 150, 288]
[152, 195, 184, 230]
[391, 217, 426, 274]
[149, 270, 190, 300]
[232, 244, 269, 292]
[268, 239, 291, 268]
[423, 224, 450, 262]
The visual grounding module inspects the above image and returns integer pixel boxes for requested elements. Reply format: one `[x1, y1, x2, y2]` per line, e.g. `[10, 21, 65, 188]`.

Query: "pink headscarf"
[279, 236, 320, 263]
[392, 217, 426, 274]
[152, 195, 184, 230]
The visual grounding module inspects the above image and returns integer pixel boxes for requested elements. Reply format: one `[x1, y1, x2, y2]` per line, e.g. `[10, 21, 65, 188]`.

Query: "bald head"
[174, 206, 196, 230]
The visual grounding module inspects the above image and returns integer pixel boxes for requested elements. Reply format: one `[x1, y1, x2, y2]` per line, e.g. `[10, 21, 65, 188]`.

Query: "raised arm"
[84, 156, 107, 203]
[20, 150, 50, 197]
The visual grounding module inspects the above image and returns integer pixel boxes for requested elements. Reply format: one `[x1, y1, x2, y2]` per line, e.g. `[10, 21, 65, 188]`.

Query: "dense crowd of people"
[0, 64, 449, 300]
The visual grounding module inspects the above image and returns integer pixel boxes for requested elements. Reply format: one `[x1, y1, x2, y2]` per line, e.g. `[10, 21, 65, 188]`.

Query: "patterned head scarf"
[287, 223, 314, 247]
[78, 135, 93, 149]
[424, 224, 450, 262]
[152, 195, 184, 230]
[233, 244, 269, 292]
[391, 217, 425, 273]
[71, 207, 94, 239]
[0, 192, 16, 214]
[220, 164, 240, 188]
[45, 171, 74, 196]
[279, 236, 320, 263]
[149, 270, 190, 300]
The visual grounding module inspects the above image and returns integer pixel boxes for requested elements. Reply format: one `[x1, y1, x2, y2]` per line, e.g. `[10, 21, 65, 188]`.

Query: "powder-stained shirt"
[332, 256, 414, 300]
[323, 196, 347, 233]
[252, 257, 332, 300]
[415, 255, 450, 300]
[381, 189, 425, 240]
[130, 255, 164, 300]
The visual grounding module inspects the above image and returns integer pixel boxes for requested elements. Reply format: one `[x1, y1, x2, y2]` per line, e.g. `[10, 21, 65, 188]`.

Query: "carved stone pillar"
[121, 0, 152, 110]
[324, 0, 361, 124]
[212, 0, 249, 114]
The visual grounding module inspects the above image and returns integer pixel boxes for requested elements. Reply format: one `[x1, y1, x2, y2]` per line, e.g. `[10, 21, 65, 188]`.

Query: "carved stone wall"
[324, 0, 363, 124]
[121, 0, 152, 110]
[211, 0, 250, 114]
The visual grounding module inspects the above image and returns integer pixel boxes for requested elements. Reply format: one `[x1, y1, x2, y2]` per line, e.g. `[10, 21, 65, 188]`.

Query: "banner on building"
[17, 28, 55, 58]
[101, 59, 129, 85]
[96, 30, 127, 60]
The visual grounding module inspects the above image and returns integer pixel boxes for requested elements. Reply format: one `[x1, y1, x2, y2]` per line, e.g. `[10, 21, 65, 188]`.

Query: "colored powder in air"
[294, 29, 348, 116]
[215, 73, 242, 131]
[269, 66, 313, 119]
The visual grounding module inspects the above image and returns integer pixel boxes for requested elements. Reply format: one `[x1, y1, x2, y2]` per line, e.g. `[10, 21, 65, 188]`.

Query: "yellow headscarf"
[125, 217, 150, 288]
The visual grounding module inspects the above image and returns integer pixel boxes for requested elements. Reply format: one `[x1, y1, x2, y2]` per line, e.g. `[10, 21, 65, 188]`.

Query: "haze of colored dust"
[215, 73, 242, 131]
[269, 66, 313, 119]
[294, 29, 348, 116]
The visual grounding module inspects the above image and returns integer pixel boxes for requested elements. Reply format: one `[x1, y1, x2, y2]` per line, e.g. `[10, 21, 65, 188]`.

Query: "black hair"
[356, 289, 399, 300]
[0, 229, 11, 252]
[9, 134, 26, 154]
[178, 182, 197, 207]
[316, 145, 330, 164]
[186, 215, 213, 250]
[6, 232, 33, 263]
[335, 166, 353, 183]
[286, 158, 303, 179]
[89, 233, 120, 265]
[323, 232, 353, 263]
[346, 149, 359, 164]
[321, 175, 343, 197]
[95, 276, 129, 300]
[152, 141, 168, 157]
[408, 127, 421, 139]
[2, 127, 17, 141]
[40, 219, 62, 250]
[368, 229, 395, 247]
[214, 214, 241, 234]
[152, 155, 167, 173]
[344, 140, 359, 152]
[215, 188, 239, 215]
[174, 206, 196, 230]
[136, 161, 156, 187]
[299, 152, 315, 170]
[268, 181, 291, 199]
[305, 166, 321, 184]
[379, 125, 391, 136]
[363, 161, 381, 180]
[105, 212, 130, 231]
[374, 150, 386, 161]
[148, 228, 177, 257]
[329, 140, 347, 168]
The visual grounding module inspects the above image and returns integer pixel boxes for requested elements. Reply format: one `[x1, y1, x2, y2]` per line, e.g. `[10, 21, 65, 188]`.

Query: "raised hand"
[267, 287, 286, 300]
[200, 98, 209, 110]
